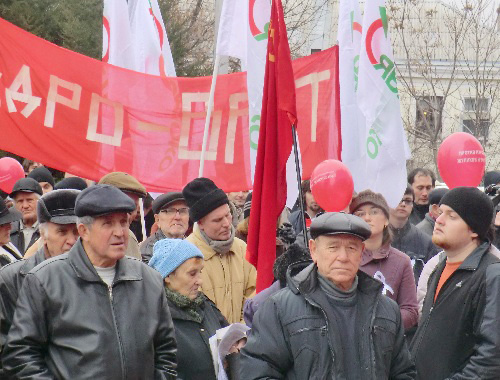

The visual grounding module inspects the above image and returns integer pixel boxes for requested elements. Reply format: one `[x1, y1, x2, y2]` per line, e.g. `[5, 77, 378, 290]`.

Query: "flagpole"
[199, 55, 221, 177]
[139, 197, 147, 242]
[291, 124, 308, 248]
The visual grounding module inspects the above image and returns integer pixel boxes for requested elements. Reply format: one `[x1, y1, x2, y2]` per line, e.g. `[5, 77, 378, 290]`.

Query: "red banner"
[0, 18, 340, 192]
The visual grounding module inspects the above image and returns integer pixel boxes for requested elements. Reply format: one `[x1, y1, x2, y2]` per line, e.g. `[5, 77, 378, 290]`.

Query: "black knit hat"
[428, 188, 448, 206]
[28, 167, 55, 187]
[440, 187, 494, 240]
[54, 177, 88, 191]
[243, 192, 252, 219]
[182, 178, 228, 222]
[484, 171, 500, 188]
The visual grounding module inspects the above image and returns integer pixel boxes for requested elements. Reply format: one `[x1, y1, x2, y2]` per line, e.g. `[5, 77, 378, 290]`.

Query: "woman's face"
[353, 204, 388, 240]
[165, 257, 204, 300]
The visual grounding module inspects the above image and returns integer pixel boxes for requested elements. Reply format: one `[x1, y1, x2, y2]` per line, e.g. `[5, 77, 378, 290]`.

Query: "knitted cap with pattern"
[149, 238, 204, 278]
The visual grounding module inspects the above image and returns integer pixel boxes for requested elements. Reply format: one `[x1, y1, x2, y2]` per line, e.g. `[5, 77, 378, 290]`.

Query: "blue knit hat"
[149, 239, 204, 278]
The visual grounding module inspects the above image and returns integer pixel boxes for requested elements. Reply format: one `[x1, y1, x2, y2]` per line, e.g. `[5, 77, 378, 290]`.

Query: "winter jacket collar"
[68, 239, 142, 284]
[457, 241, 491, 271]
[390, 220, 411, 238]
[287, 262, 383, 297]
[361, 244, 391, 264]
[19, 248, 46, 275]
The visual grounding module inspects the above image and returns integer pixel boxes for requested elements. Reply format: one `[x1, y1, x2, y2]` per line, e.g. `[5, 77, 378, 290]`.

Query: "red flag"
[246, 0, 297, 292]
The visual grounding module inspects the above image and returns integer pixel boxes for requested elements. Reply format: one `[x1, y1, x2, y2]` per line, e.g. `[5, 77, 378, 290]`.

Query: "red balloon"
[437, 132, 485, 189]
[0, 157, 25, 194]
[310, 159, 354, 212]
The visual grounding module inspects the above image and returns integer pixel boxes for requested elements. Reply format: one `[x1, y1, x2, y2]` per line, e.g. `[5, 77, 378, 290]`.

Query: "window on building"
[310, 48, 322, 54]
[415, 96, 443, 138]
[462, 97, 490, 142]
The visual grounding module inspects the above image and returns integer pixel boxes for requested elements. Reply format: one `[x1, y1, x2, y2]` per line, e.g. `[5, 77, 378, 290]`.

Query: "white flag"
[338, 0, 370, 193]
[128, 0, 176, 76]
[356, 0, 410, 207]
[216, 0, 248, 61]
[102, 0, 137, 70]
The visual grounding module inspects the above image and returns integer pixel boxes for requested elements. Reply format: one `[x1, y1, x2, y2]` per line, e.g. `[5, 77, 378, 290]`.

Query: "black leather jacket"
[2, 240, 177, 379]
[240, 263, 415, 379]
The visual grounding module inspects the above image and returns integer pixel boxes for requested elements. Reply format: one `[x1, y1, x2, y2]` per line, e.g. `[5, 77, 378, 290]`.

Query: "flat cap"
[98, 172, 147, 198]
[37, 189, 80, 224]
[11, 178, 43, 197]
[75, 184, 136, 217]
[0, 198, 21, 225]
[310, 212, 372, 241]
[152, 192, 185, 215]
[27, 167, 55, 187]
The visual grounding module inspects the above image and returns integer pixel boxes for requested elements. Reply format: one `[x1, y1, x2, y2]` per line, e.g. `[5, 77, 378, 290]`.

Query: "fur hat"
[349, 189, 390, 218]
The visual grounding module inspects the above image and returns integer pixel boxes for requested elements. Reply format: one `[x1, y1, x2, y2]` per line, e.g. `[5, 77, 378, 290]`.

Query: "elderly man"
[0, 189, 79, 369]
[99, 171, 148, 259]
[140, 192, 189, 264]
[0, 198, 22, 267]
[240, 212, 415, 379]
[410, 187, 500, 380]
[9, 178, 43, 254]
[183, 178, 256, 324]
[2, 185, 177, 379]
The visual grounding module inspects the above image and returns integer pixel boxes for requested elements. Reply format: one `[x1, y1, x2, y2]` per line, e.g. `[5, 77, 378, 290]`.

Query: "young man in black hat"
[183, 177, 256, 324]
[240, 212, 415, 379]
[27, 167, 55, 194]
[2, 184, 177, 379]
[0, 198, 23, 266]
[9, 178, 43, 254]
[140, 192, 189, 263]
[0, 189, 80, 371]
[411, 187, 500, 380]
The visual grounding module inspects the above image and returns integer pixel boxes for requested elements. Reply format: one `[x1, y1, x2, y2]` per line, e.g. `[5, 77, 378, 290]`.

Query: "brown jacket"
[186, 225, 256, 323]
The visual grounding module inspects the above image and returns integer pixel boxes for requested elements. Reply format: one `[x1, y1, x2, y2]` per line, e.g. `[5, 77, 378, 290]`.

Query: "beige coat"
[186, 225, 256, 323]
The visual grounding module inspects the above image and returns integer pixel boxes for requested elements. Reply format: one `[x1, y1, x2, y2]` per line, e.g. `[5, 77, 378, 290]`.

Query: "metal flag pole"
[291, 124, 308, 248]
[198, 55, 221, 177]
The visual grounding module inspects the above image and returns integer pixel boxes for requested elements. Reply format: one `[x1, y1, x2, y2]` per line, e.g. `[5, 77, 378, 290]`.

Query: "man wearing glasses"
[389, 185, 440, 285]
[141, 192, 189, 263]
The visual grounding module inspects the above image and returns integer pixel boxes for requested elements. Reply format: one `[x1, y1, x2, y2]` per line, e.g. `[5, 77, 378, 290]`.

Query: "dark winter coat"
[9, 220, 39, 255]
[2, 240, 177, 379]
[140, 228, 168, 264]
[240, 263, 416, 379]
[415, 213, 435, 237]
[410, 242, 500, 380]
[168, 294, 228, 380]
[391, 221, 440, 283]
[409, 204, 428, 225]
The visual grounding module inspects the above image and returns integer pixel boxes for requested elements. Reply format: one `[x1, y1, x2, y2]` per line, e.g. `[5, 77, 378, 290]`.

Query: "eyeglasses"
[399, 199, 413, 206]
[353, 209, 384, 218]
[161, 207, 189, 216]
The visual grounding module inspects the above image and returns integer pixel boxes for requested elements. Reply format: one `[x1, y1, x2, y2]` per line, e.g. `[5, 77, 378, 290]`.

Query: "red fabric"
[246, 0, 297, 292]
[0, 18, 340, 193]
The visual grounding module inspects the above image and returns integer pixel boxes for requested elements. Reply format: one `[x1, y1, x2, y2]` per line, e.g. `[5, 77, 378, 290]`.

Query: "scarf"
[199, 224, 235, 255]
[164, 286, 204, 323]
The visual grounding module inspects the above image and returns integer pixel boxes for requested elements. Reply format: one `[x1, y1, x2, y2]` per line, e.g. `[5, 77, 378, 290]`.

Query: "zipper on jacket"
[107, 283, 127, 379]
[369, 294, 381, 378]
[413, 306, 433, 357]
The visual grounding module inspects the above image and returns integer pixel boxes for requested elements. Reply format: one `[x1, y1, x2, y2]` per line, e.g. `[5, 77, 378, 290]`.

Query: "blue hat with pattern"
[149, 238, 204, 278]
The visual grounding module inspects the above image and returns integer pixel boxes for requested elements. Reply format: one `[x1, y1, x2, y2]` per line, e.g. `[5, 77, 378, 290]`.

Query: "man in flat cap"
[411, 187, 500, 380]
[241, 212, 415, 379]
[27, 166, 55, 194]
[0, 189, 79, 372]
[140, 192, 190, 264]
[9, 178, 43, 254]
[99, 171, 148, 260]
[183, 177, 256, 323]
[3, 185, 177, 379]
[0, 198, 23, 267]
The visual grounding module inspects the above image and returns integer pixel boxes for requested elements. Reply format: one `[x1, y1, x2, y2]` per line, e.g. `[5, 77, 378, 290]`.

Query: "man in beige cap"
[98, 172, 148, 260]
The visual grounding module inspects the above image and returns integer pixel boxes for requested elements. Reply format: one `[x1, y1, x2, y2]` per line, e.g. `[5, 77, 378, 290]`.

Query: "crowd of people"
[0, 159, 500, 379]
